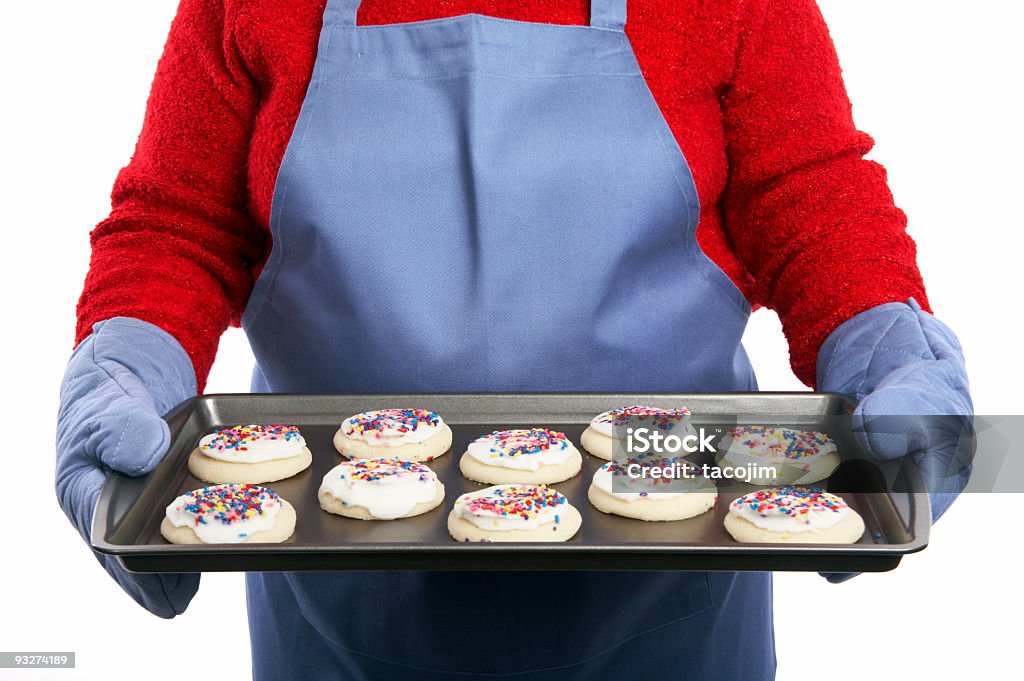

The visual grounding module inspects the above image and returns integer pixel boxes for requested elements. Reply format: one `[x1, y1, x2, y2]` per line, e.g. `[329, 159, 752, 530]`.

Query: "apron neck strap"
[590, 0, 627, 31]
[332, 0, 362, 27]
[330, 1, 628, 32]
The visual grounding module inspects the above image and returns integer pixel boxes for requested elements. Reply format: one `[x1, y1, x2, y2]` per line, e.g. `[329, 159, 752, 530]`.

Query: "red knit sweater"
[76, 0, 929, 390]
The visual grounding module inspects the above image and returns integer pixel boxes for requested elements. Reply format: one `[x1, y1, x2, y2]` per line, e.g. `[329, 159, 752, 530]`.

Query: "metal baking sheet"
[92, 393, 930, 573]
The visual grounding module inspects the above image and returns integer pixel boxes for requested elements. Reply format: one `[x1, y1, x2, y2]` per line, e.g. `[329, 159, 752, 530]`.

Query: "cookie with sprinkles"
[319, 458, 445, 520]
[580, 405, 696, 460]
[717, 426, 839, 485]
[458, 428, 583, 485]
[447, 484, 582, 542]
[588, 456, 718, 521]
[160, 483, 296, 544]
[724, 485, 865, 544]
[334, 409, 453, 462]
[188, 425, 313, 484]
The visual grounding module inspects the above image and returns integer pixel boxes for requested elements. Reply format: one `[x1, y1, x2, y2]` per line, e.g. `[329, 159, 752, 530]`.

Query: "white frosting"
[729, 487, 849, 533]
[465, 429, 575, 471]
[341, 409, 444, 447]
[165, 484, 281, 543]
[319, 459, 439, 519]
[589, 405, 694, 440]
[453, 484, 566, 531]
[592, 460, 715, 502]
[199, 425, 306, 464]
[721, 427, 835, 472]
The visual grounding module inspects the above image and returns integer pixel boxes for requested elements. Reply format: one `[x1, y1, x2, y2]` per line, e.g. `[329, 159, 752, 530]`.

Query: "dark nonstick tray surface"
[92, 393, 929, 573]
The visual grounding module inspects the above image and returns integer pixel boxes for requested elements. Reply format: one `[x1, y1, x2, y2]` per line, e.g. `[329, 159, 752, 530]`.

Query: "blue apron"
[242, 0, 774, 678]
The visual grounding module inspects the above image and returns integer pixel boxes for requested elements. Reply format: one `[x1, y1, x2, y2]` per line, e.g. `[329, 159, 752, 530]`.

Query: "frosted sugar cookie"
[160, 483, 296, 544]
[580, 405, 695, 460]
[717, 426, 839, 485]
[724, 486, 865, 544]
[458, 428, 582, 485]
[588, 456, 717, 521]
[187, 425, 312, 484]
[447, 484, 582, 542]
[319, 458, 445, 520]
[334, 409, 452, 462]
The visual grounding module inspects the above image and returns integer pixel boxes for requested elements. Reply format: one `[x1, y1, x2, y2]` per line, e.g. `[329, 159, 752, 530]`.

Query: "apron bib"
[242, 1, 770, 677]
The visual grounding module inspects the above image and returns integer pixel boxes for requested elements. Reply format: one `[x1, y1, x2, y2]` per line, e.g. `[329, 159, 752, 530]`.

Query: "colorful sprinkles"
[175, 484, 280, 526]
[201, 425, 301, 453]
[595, 405, 691, 430]
[476, 428, 569, 459]
[336, 458, 436, 484]
[343, 409, 440, 436]
[730, 486, 847, 522]
[729, 426, 832, 460]
[457, 485, 566, 522]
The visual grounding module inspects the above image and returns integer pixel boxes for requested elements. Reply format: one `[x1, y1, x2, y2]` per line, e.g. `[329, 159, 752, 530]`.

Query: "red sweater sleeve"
[721, 0, 930, 386]
[75, 0, 263, 390]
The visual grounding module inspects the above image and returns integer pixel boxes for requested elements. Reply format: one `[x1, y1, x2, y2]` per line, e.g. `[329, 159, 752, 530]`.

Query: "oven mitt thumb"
[816, 299, 973, 584]
[56, 317, 200, 617]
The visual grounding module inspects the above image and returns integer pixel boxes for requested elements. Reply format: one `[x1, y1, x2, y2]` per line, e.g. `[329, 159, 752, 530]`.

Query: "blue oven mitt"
[816, 299, 973, 583]
[56, 317, 200, 617]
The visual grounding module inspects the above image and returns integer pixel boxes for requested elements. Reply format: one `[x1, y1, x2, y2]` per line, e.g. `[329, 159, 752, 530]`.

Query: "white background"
[1, 1, 1021, 679]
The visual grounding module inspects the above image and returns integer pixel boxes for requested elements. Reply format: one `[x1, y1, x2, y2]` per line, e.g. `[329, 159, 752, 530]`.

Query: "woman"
[56, 1, 971, 679]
